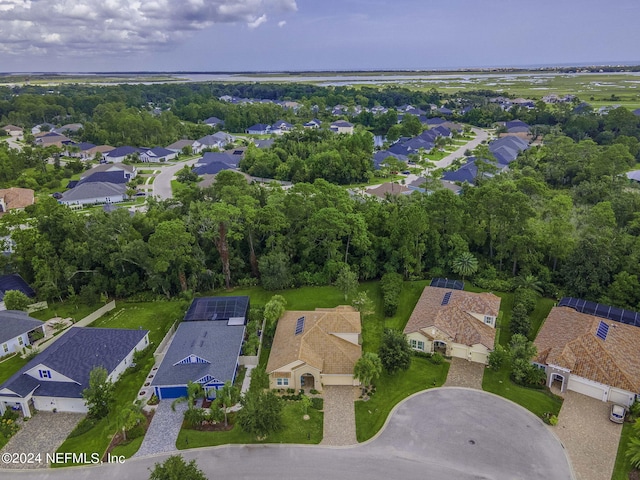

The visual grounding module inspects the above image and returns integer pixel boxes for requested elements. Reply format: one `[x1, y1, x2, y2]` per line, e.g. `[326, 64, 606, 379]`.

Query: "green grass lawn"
[176, 401, 323, 449]
[612, 421, 635, 480]
[0, 354, 28, 384]
[54, 300, 187, 464]
[529, 297, 555, 340]
[482, 364, 562, 419]
[355, 356, 450, 442]
[29, 301, 99, 322]
[109, 436, 144, 459]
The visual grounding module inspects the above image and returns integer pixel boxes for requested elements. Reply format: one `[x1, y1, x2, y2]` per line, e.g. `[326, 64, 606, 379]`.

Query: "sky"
[0, 0, 639, 72]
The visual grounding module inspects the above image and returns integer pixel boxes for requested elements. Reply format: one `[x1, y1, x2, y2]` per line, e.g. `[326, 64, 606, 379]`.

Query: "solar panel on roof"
[441, 292, 452, 305]
[429, 278, 464, 290]
[295, 317, 305, 335]
[558, 297, 640, 328]
[596, 321, 609, 341]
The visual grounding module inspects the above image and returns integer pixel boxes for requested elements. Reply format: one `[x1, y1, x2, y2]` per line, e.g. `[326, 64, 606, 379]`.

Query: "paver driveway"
[320, 385, 358, 446]
[134, 401, 186, 457]
[443, 357, 485, 389]
[554, 391, 622, 480]
[0, 412, 83, 469]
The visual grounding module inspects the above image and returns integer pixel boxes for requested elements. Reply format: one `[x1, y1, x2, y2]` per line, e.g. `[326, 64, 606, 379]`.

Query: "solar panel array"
[184, 296, 250, 322]
[430, 278, 464, 290]
[441, 292, 452, 305]
[0, 274, 36, 301]
[596, 321, 610, 341]
[558, 297, 640, 327]
[295, 317, 305, 335]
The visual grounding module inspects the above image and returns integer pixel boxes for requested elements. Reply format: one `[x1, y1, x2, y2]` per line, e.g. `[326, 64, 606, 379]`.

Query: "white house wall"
[60, 194, 126, 207]
[108, 334, 149, 383]
[608, 387, 635, 407]
[567, 375, 609, 402]
[1, 333, 30, 355]
[25, 363, 77, 383]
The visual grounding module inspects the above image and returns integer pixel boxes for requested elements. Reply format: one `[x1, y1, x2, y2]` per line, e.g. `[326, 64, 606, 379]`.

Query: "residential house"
[166, 139, 202, 154]
[627, 170, 640, 183]
[403, 286, 501, 364]
[366, 182, 411, 199]
[203, 117, 225, 128]
[246, 124, 272, 135]
[437, 107, 453, 116]
[271, 120, 294, 135]
[330, 121, 354, 134]
[0, 311, 44, 356]
[534, 298, 640, 406]
[139, 147, 177, 163]
[303, 119, 322, 129]
[59, 171, 128, 206]
[0, 274, 36, 311]
[53, 123, 83, 135]
[103, 146, 141, 163]
[504, 120, 530, 134]
[0, 188, 35, 216]
[197, 132, 234, 150]
[31, 123, 56, 135]
[83, 145, 115, 161]
[254, 139, 275, 149]
[0, 327, 149, 417]
[193, 152, 241, 176]
[35, 132, 70, 148]
[64, 142, 96, 159]
[266, 306, 362, 391]
[1, 125, 23, 138]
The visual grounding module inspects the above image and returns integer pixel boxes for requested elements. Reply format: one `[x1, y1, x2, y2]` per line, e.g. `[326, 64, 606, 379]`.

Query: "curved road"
[3, 389, 574, 480]
[152, 158, 200, 200]
[434, 126, 490, 169]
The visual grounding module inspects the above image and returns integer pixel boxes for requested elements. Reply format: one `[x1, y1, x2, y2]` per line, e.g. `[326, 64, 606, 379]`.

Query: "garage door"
[567, 376, 607, 401]
[157, 386, 187, 400]
[321, 375, 354, 386]
[470, 351, 488, 364]
[450, 345, 468, 360]
[609, 388, 634, 406]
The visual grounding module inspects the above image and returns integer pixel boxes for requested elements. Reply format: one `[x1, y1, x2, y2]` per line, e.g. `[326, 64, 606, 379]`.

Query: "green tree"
[263, 295, 287, 342]
[117, 403, 145, 442]
[335, 264, 359, 300]
[237, 390, 283, 439]
[351, 291, 375, 317]
[82, 366, 115, 419]
[510, 303, 531, 337]
[148, 455, 207, 480]
[378, 329, 412, 374]
[488, 344, 507, 371]
[215, 381, 240, 427]
[300, 394, 312, 415]
[259, 251, 292, 290]
[380, 272, 403, 317]
[3, 290, 31, 311]
[353, 352, 383, 393]
[450, 252, 478, 281]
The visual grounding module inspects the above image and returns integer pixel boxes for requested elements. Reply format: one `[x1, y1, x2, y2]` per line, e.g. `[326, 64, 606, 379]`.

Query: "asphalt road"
[152, 158, 199, 200]
[434, 127, 490, 168]
[2, 388, 574, 480]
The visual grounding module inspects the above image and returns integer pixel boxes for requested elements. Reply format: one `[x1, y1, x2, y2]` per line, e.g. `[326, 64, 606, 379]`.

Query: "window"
[410, 339, 425, 351]
[276, 378, 289, 386]
[2, 343, 8, 353]
[417, 341, 425, 351]
[484, 316, 494, 325]
[18, 336, 24, 346]
[39, 370, 51, 379]
[410, 339, 417, 348]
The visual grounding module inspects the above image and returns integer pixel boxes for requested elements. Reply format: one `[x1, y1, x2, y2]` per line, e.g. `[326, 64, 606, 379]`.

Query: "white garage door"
[321, 375, 355, 386]
[568, 376, 607, 401]
[450, 345, 468, 360]
[609, 388, 634, 406]
[470, 351, 488, 364]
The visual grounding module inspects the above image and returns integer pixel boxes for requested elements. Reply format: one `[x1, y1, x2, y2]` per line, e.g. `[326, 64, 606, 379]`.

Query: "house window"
[410, 339, 417, 348]
[484, 316, 494, 325]
[409, 339, 425, 351]
[18, 337, 24, 346]
[417, 341, 425, 351]
[276, 378, 289, 386]
[2, 344, 7, 353]
[39, 370, 51, 379]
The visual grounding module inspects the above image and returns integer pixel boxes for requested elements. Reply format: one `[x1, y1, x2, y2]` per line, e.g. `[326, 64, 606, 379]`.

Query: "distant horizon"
[3, 61, 640, 76]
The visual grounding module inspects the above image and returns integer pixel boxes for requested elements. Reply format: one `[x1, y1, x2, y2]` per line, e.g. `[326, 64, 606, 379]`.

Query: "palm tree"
[117, 403, 145, 442]
[171, 381, 205, 412]
[451, 252, 478, 281]
[353, 352, 383, 395]
[215, 381, 240, 427]
[626, 435, 640, 469]
[514, 274, 543, 295]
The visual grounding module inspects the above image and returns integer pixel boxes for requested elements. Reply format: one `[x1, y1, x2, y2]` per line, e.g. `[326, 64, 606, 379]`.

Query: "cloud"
[278, 20, 286, 27]
[248, 13, 267, 29]
[0, 0, 298, 56]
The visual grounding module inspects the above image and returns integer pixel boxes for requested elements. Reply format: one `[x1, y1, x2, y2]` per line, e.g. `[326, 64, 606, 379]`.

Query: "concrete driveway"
[554, 391, 622, 480]
[3, 388, 573, 480]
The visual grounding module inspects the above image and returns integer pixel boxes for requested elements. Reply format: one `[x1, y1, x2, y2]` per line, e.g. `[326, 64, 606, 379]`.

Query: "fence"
[27, 301, 48, 313]
[153, 321, 178, 362]
[74, 301, 116, 327]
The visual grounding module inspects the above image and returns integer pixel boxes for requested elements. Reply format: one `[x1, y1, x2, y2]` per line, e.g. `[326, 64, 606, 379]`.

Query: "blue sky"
[0, 0, 638, 72]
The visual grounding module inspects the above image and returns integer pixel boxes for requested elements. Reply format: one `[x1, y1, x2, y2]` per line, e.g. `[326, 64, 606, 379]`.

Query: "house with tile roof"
[0, 311, 44, 356]
[0, 187, 35, 216]
[166, 139, 202, 154]
[0, 327, 148, 417]
[403, 287, 501, 364]
[533, 304, 640, 406]
[266, 306, 362, 391]
[1, 125, 23, 138]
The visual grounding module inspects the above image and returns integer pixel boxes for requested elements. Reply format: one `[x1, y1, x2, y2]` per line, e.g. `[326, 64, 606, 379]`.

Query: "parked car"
[610, 404, 626, 424]
[401, 170, 411, 175]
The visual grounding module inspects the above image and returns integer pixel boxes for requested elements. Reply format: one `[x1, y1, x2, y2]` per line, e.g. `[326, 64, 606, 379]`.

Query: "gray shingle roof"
[0, 311, 43, 345]
[0, 327, 148, 398]
[151, 322, 244, 388]
[60, 182, 126, 202]
[0, 274, 35, 300]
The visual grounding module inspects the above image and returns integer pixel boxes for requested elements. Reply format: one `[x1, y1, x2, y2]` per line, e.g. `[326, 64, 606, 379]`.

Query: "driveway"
[0, 412, 83, 469]
[443, 357, 485, 389]
[134, 401, 186, 457]
[433, 127, 490, 168]
[320, 386, 358, 446]
[554, 391, 622, 480]
[3, 389, 573, 480]
[152, 159, 199, 200]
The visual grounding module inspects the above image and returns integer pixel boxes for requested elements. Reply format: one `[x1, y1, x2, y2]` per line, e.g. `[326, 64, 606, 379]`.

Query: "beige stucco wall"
[406, 331, 432, 353]
[269, 364, 322, 391]
[468, 313, 496, 328]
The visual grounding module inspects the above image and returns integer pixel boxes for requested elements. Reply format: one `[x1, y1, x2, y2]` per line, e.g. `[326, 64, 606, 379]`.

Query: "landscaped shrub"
[126, 424, 145, 440]
[510, 303, 531, 336]
[430, 353, 444, 365]
[68, 417, 97, 438]
[311, 397, 324, 410]
[413, 350, 432, 359]
[147, 394, 159, 406]
[474, 277, 513, 293]
[309, 389, 319, 395]
[380, 272, 403, 317]
[513, 288, 537, 313]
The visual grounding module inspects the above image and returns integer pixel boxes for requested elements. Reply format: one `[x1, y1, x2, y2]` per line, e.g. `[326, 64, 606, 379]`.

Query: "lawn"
[109, 436, 144, 459]
[355, 356, 450, 442]
[29, 301, 99, 323]
[528, 297, 555, 340]
[612, 421, 635, 480]
[176, 401, 323, 449]
[54, 300, 187, 464]
[0, 354, 28, 384]
[482, 364, 562, 419]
